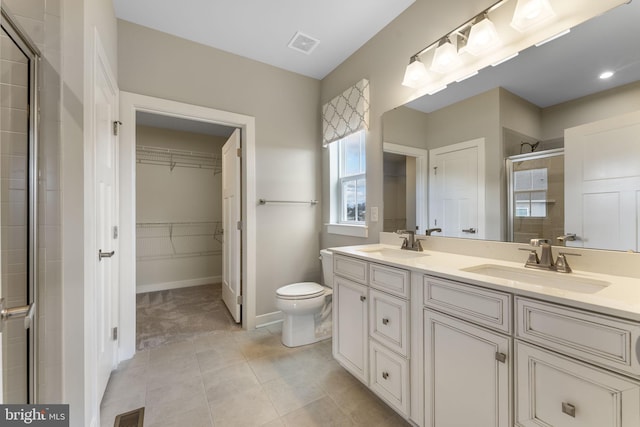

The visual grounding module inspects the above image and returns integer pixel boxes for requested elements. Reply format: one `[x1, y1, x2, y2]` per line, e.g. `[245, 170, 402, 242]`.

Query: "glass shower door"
[506, 149, 564, 244]
[0, 9, 39, 403]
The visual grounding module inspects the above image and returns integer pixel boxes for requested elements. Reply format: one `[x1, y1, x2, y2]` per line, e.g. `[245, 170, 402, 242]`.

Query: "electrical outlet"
[370, 206, 379, 222]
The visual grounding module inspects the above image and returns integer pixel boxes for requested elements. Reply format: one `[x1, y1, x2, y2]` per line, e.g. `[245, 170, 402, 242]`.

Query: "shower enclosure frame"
[1, 5, 41, 403]
[505, 148, 564, 243]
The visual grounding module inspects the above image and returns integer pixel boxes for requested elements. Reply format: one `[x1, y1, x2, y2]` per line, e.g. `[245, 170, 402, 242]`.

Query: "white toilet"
[276, 249, 333, 347]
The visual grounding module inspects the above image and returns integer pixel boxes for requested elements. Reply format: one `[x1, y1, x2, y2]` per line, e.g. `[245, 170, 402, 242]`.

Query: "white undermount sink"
[357, 247, 429, 259]
[461, 264, 610, 294]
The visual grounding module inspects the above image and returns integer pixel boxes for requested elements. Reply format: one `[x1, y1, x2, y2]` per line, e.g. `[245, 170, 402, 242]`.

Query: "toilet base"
[281, 313, 331, 347]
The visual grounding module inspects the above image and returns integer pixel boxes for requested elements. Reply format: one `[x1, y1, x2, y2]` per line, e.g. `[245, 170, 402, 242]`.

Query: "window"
[328, 130, 367, 236]
[338, 131, 366, 223]
[514, 168, 547, 217]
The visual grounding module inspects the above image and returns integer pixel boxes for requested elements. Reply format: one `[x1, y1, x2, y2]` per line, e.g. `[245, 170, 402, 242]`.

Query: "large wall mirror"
[382, 1, 640, 252]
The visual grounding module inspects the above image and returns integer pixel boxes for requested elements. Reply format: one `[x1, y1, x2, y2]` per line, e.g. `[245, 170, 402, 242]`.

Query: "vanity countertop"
[330, 244, 640, 321]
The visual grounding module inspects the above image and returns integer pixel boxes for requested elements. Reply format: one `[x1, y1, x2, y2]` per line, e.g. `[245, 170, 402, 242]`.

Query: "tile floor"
[101, 286, 411, 427]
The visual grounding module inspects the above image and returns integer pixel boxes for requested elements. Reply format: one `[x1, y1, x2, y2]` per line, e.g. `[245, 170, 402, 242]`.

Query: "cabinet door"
[424, 310, 511, 427]
[333, 276, 368, 384]
[516, 341, 640, 427]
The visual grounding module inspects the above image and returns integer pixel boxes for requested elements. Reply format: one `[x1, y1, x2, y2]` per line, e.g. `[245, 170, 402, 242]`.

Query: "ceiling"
[113, 0, 415, 80]
[406, 1, 640, 113]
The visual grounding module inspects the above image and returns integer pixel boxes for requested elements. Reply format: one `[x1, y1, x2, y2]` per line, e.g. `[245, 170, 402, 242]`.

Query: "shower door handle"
[0, 298, 35, 330]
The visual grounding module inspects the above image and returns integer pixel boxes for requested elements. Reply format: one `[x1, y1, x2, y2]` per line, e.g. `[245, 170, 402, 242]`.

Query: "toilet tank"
[320, 249, 334, 288]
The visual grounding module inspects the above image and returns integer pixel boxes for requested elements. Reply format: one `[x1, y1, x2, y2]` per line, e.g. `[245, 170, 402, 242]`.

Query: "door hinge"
[237, 220, 242, 231]
[112, 327, 118, 341]
[113, 226, 119, 239]
[433, 166, 438, 175]
[237, 147, 242, 157]
[434, 219, 438, 226]
[236, 295, 242, 305]
[113, 120, 122, 136]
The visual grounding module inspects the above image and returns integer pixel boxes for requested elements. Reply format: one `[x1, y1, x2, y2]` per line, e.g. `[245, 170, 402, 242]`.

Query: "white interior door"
[429, 138, 485, 239]
[565, 110, 640, 251]
[95, 43, 119, 400]
[222, 129, 242, 323]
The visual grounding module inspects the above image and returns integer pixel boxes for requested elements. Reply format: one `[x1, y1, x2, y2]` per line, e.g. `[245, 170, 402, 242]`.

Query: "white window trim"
[327, 131, 368, 237]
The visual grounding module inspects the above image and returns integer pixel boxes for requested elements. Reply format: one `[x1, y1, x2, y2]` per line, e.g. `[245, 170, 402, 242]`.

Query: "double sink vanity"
[330, 238, 640, 427]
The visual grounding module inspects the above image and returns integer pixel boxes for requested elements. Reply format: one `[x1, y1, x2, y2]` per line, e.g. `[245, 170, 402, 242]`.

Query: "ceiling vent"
[288, 31, 319, 55]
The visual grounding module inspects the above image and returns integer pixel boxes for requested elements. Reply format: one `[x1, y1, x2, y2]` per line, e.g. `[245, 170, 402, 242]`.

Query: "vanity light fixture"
[431, 37, 462, 74]
[401, 55, 429, 88]
[511, 0, 556, 32]
[464, 14, 502, 56]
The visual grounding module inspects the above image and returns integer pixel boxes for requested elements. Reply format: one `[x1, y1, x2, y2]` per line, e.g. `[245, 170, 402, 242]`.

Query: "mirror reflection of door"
[429, 138, 485, 239]
[0, 10, 39, 403]
[507, 150, 565, 244]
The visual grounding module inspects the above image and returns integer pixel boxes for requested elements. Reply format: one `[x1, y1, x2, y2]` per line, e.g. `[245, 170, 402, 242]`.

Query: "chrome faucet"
[425, 228, 442, 236]
[520, 238, 581, 273]
[557, 233, 577, 243]
[396, 230, 424, 251]
[523, 238, 555, 270]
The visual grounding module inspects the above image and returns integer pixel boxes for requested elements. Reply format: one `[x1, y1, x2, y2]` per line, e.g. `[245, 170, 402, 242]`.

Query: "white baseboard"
[256, 311, 283, 328]
[136, 276, 221, 294]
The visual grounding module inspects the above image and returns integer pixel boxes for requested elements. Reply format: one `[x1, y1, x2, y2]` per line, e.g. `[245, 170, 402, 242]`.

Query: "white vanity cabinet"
[423, 276, 513, 427]
[333, 255, 369, 385]
[332, 254, 411, 417]
[515, 296, 640, 427]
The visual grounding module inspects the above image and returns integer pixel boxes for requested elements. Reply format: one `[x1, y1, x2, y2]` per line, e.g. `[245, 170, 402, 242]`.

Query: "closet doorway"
[134, 113, 238, 349]
[119, 92, 257, 361]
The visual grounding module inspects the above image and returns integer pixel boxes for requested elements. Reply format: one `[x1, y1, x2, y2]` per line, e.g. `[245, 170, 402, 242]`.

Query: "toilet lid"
[277, 282, 325, 299]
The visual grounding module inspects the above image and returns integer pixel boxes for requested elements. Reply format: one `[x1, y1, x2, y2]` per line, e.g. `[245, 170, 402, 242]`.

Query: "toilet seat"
[276, 282, 325, 300]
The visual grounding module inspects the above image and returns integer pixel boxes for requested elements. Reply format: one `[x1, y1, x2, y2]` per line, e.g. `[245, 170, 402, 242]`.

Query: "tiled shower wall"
[2, 0, 63, 403]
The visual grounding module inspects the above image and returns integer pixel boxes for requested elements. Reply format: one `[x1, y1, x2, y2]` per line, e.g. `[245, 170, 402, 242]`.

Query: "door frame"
[383, 142, 428, 234]
[118, 92, 257, 361]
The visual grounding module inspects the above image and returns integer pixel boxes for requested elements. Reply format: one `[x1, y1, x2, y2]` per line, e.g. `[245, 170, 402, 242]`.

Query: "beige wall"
[541, 80, 640, 140]
[117, 20, 322, 320]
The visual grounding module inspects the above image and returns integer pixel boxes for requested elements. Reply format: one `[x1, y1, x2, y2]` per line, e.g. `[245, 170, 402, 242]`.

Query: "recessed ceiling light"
[288, 31, 320, 55]
[599, 71, 614, 79]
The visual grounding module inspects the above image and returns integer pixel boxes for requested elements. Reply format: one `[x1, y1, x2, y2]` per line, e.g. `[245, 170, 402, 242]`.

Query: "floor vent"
[114, 407, 144, 427]
[288, 31, 319, 54]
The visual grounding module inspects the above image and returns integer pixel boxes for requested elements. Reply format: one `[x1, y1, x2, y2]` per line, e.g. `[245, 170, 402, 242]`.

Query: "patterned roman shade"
[322, 79, 370, 147]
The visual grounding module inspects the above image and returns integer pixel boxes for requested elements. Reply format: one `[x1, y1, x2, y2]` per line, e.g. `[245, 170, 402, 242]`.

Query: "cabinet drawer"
[369, 289, 409, 357]
[424, 276, 512, 333]
[334, 255, 367, 284]
[516, 297, 640, 377]
[369, 340, 409, 417]
[516, 341, 640, 427]
[370, 263, 410, 298]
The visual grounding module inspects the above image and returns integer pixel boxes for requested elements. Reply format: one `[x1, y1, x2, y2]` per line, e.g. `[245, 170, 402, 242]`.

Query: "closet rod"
[259, 199, 318, 205]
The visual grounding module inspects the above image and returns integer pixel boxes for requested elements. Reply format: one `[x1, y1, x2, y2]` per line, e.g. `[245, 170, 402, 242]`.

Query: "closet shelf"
[136, 145, 222, 173]
[136, 221, 223, 260]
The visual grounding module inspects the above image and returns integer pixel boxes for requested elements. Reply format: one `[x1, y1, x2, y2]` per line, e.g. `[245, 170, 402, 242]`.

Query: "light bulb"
[431, 39, 462, 74]
[465, 16, 502, 56]
[511, 0, 555, 32]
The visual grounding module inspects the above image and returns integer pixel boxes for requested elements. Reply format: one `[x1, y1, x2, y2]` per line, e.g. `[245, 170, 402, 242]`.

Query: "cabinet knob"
[382, 318, 389, 325]
[360, 295, 366, 302]
[382, 371, 389, 380]
[561, 402, 576, 418]
[495, 352, 507, 363]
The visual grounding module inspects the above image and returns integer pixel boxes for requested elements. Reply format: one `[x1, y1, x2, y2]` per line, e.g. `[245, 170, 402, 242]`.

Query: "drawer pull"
[360, 295, 366, 302]
[382, 318, 390, 325]
[495, 352, 507, 363]
[562, 402, 576, 418]
[382, 371, 389, 380]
